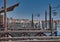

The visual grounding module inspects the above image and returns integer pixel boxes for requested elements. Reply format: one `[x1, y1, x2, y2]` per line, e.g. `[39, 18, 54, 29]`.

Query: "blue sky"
[0, 0, 60, 20]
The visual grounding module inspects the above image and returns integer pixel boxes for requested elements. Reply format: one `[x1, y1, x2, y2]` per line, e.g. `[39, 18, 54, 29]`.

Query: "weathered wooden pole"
[49, 4, 53, 36]
[31, 13, 34, 28]
[4, 0, 6, 29]
[45, 10, 47, 29]
[55, 21, 57, 36]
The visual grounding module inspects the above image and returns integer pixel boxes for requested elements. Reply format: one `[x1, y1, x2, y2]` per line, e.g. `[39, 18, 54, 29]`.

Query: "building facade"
[8, 18, 40, 29]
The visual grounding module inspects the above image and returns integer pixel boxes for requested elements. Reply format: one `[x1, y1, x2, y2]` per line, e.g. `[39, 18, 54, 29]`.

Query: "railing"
[0, 40, 60, 42]
[0, 36, 60, 41]
[0, 30, 57, 33]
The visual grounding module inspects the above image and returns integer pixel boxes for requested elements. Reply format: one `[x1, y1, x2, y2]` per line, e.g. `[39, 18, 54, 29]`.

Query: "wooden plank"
[0, 36, 60, 40]
[0, 30, 57, 33]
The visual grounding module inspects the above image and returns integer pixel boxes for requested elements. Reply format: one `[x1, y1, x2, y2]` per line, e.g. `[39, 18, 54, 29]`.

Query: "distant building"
[8, 18, 40, 28]
[41, 20, 59, 30]
[0, 15, 3, 27]
[0, 14, 8, 28]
